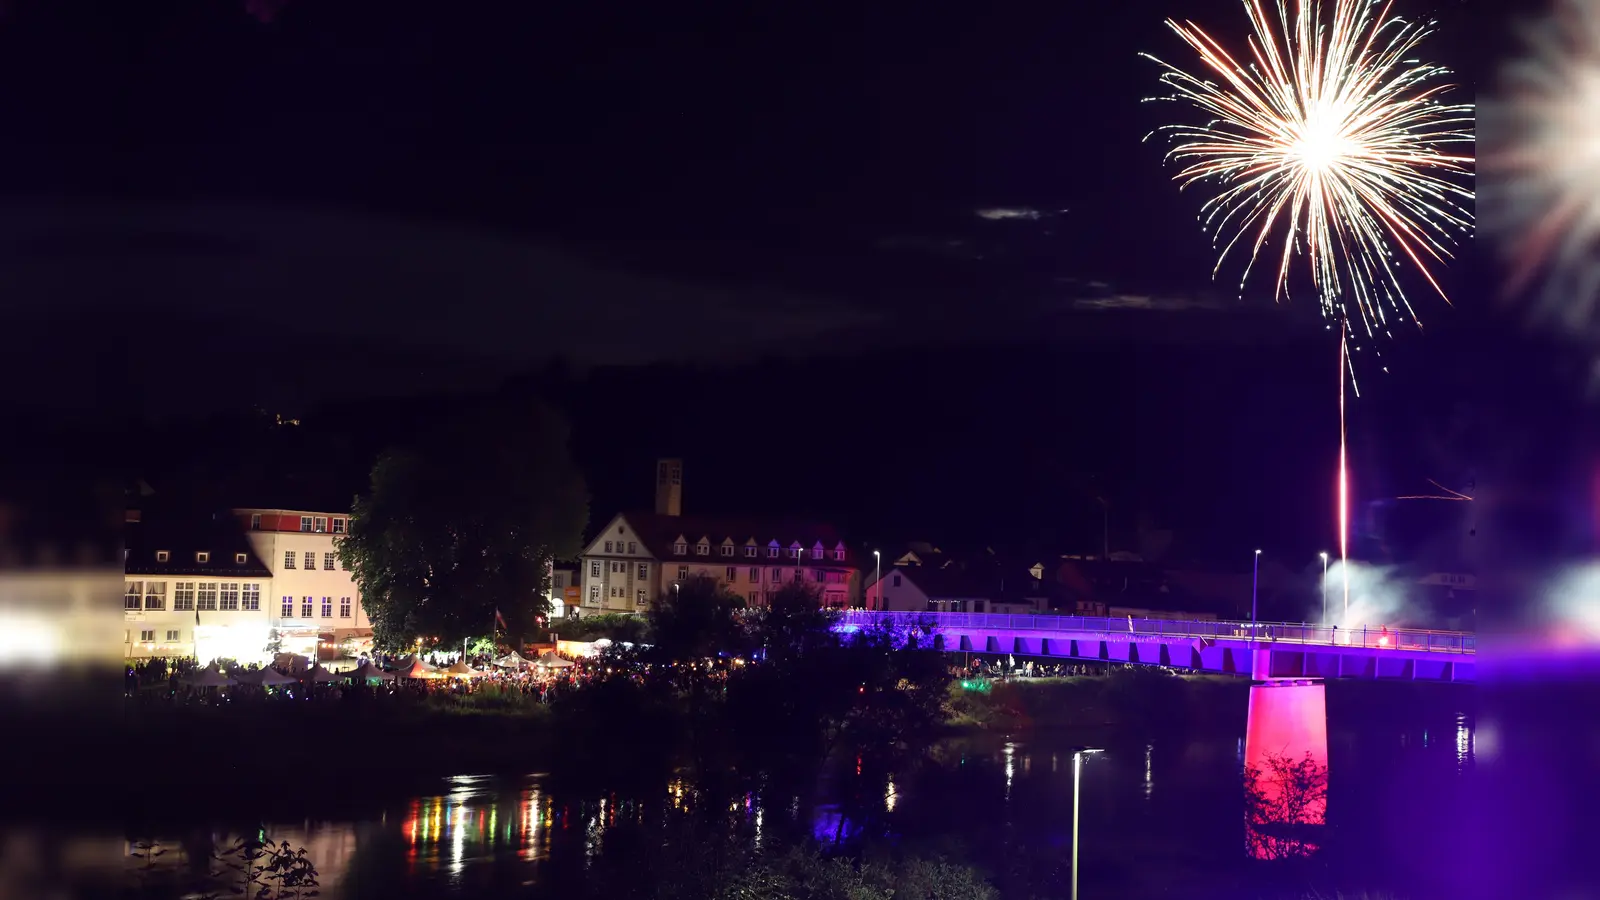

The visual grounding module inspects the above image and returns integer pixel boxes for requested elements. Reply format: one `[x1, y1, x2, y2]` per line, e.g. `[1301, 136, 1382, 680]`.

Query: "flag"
[195, 608, 201, 626]
[494, 608, 508, 631]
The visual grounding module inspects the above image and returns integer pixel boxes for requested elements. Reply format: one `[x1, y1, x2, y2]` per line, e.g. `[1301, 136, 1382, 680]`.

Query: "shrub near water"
[946, 670, 1248, 733]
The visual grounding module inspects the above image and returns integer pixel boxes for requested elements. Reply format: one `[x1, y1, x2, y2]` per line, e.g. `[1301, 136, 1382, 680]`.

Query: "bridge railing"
[835, 610, 1476, 655]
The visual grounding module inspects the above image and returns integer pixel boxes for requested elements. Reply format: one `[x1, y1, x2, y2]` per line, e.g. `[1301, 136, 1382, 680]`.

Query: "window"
[173, 582, 194, 611]
[234, 553, 247, 564]
[590, 561, 600, 578]
[155, 550, 170, 563]
[303, 552, 314, 570]
[610, 586, 621, 598]
[604, 541, 614, 553]
[610, 561, 621, 573]
[744, 545, 756, 558]
[301, 597, 313, 618]
[321, 597, 332, 617]
[195, 551, 210, 563]
[553, 573, 566, 589]
[770, 568, 782, 581]
[749, 567, 759, 580]
[282, 596, 293, 617]
[696, 542, 710, 556]
[673, 541, 687, 555]
[124, 582, 142, 609]
[768, 544, 779, 558]
[220, 583, 240, 611]
[313, 517, 327, 533]
[790, 546, 802, 560]
[678, 565, 689, 580]
[588, 586, 599, 603]
[794, 570, 806, 582]
[284, 552, 296, 570]
[197, 583, 218, 611]
[243, 584, 260, 611]
[139, 630, 154, 643]
[834, 548, 846, 561]
[165, 630, 180, 642]
[250, 514, 261, 530]
[892, 574, 902, 587]
[324, 553, 336, 571]
[339, 597, 351, 618]
[637, 563, 649, 580]
[637, 590, 647, 606]
[812, 544, 824, 560]
[331, 518, 346, 534]
[814, 569, 825, 582]
[725, 566, 737, 581]
[720, 544, 734, 557]
[628, 542, 637, 554]
[300, 516, 312, 532]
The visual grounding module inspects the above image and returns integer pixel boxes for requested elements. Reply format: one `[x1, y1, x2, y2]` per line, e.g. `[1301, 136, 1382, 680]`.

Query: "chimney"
[655, 458, 683, 516]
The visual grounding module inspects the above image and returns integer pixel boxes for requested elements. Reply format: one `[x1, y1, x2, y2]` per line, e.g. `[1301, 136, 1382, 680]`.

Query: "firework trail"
[1143, 0, 1474, 612]
[1481, 0, 1600, 365]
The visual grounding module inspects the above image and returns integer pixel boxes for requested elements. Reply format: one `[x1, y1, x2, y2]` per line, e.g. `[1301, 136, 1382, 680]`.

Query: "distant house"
[874, 566, 1046, 615]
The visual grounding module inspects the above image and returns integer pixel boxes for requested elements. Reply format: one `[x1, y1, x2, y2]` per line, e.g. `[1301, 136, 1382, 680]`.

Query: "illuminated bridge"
[835, 610, 1476, 683]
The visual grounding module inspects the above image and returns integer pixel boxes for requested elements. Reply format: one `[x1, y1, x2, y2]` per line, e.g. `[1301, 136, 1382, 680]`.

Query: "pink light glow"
[1244, 682, 1329, 860]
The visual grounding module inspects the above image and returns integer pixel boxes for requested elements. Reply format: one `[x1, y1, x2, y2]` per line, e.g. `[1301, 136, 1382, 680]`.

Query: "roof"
[893, 565, 1053, 604]
[611, 511, 859, 568]
[124, 513, 274, 578]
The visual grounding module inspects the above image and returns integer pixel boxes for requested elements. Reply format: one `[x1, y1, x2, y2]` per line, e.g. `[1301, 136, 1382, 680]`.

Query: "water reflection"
[1143, 744, 1153, 802]
[1456, 713, 1473, 770]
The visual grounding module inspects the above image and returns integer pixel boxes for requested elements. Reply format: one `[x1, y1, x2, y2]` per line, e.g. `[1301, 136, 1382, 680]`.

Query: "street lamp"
[1251, 550, 1262, 638]
[1319, 552, 1329, 625]
[1071, 746, 1102, 900]
[873, 549, 881, 611]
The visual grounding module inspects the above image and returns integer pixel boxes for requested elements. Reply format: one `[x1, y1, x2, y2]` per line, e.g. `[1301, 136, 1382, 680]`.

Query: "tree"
[645, 574, 752, 668]
[1244, 751, 1329, 860]
[336, 400, 588, 651]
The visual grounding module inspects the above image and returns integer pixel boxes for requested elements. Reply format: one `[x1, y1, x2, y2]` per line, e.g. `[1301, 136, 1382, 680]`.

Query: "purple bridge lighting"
[833, 610, 1475, 683]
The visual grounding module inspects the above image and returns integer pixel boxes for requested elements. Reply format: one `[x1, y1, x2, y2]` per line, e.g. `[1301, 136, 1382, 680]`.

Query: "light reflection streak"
[1003, 741, 1016, 801]
[1144, 744, 1154, 801]
[1455, 713, 1472, 770]
[884, 777, 897, 813]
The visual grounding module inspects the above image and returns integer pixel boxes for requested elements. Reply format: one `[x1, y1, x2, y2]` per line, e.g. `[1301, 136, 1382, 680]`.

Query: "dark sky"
[11, 0, 1586, 568]
[0, 0, 1493, 391]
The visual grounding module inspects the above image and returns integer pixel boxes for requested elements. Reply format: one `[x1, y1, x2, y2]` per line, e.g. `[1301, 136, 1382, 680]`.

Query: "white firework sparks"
[1480, 0, 1600, 349]
[1142, 0, 1475, 346]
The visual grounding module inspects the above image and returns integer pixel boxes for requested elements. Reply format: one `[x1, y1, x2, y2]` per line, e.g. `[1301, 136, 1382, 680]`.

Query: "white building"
[124, 511, 276, 663]
[232, 507, 374, 661]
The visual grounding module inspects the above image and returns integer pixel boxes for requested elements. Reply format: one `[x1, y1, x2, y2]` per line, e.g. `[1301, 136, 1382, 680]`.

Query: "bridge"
[835, 610, 1476, 683]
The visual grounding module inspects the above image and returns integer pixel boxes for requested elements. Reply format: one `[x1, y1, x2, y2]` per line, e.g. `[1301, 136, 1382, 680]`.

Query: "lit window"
[144, 582, 168, 610]
[284, 552, 296, 570]
[300, 517, 312, 532]
[321, 597, 332, 618]
[242, 585, 260, 610]
[197, 583, 218, 611]
[219, 583, 240, 610]
[589, 586, 599, 603]
[124, 582, 141, 610]
[173, 583, 194, 610]
[282, 597, 293, 617]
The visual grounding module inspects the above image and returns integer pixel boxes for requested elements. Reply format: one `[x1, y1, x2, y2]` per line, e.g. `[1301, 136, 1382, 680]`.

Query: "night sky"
[5, 0, 1583, 565]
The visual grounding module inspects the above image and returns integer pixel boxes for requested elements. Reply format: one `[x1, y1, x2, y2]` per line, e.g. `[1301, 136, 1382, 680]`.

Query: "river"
[92, 697, 1475, 900]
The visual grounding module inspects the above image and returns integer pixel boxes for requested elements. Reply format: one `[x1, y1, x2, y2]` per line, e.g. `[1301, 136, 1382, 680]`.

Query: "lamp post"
[1319, 552, 1329, 625]
[1251, 549, 1262, 639]
[873, 549, 881, 611]
[1071, 746, 1102, 900]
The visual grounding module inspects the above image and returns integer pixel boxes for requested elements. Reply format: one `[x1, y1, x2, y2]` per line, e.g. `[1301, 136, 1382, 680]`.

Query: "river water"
[96, 698, 1475, 900]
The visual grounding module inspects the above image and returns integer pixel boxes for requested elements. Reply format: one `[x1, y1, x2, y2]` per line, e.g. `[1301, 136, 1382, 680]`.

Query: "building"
[873, 565, 1045, 615]
[232, 507, 375, 660]
[578, 459, 860, 615]
[550, 565, 579, 618]
[124, 510, 275, 662]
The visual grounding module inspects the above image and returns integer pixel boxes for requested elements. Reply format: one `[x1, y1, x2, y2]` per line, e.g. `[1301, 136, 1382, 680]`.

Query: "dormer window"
[674, 541, 688, 555]
[811, 542, 824, 560]
[234, 553, 247, 564]
[720, 544, 734, 557]
[833, 548, 846, 562]
[155, 551, 169, 563]
[195, 552, 210, 564]
[744, 545, 757, 558]
[790, 543, 803, 560]
[767, 541, 780, 558]
[696, 541, 710, 556]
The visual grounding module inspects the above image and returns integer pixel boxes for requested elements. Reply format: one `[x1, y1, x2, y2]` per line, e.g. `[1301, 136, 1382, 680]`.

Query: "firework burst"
[1142, 0, 1475, 353]
[1481, 0, 1600, 354]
